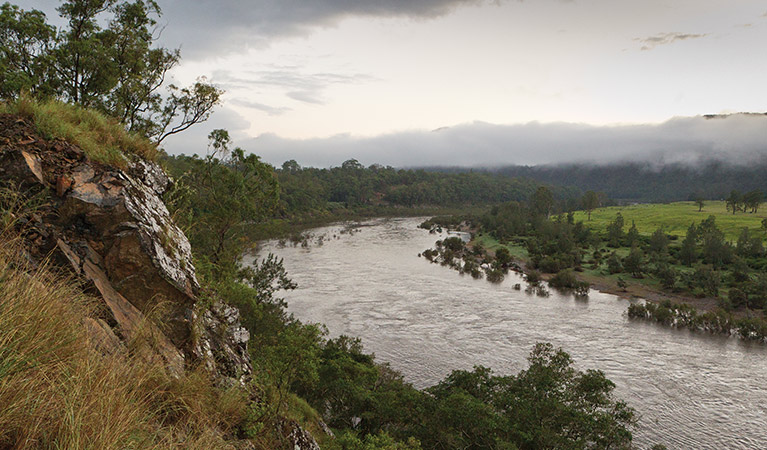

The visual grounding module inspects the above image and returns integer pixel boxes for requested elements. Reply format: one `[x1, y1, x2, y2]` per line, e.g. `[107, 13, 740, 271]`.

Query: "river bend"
[254, 217, 767, 449]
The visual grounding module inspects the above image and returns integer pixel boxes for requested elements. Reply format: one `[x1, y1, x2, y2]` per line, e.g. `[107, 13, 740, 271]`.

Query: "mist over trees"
[467, 161, 767, 203]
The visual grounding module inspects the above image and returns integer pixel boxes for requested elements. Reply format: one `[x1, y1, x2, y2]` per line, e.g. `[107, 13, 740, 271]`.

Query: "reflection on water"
[254, 217, 767, 450]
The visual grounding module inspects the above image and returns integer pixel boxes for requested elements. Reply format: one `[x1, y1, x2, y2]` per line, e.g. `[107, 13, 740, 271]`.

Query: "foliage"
[420, 343, 636, 450]
[549, 269, 578, 289]
[582, 190, 600, 220]
[329, 431, 422, 450]
[275, 159, 543, 210]
[606, 213, 624, 247]
[166, 130, 279, 278]
[649, 227, 669, 255]
[623, 246, 644, 278]
[0, 3, 56, 98]
[494, 161, 767, 204]
[607, 251, 623, 274]
[473, 194, 767, 318]
[495, 247, 512, 266]
[628, 300, 767, 342]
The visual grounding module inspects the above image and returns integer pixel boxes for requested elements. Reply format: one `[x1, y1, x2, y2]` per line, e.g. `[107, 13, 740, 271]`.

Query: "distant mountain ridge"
[703, 112, 767, 119]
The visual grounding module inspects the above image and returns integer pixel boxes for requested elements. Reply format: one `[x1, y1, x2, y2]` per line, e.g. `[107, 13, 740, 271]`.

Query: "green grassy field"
[474, 233, 529, 259]
[572, 201, 767, 241]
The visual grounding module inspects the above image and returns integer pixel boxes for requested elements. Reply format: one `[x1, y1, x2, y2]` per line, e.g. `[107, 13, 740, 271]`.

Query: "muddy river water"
[255, 217, 767, 449]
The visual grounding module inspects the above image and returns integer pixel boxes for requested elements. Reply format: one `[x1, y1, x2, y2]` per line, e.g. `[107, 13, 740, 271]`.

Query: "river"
[254, 217, 767, 449]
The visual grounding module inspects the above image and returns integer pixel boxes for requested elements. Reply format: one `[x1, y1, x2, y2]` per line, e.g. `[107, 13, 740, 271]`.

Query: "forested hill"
[426, 160, 767, 203]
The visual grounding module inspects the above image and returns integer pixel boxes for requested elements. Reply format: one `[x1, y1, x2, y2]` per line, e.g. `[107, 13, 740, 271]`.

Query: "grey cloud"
[160, 0, 497, 58]
[213, 69, 375, 106]
[16, 0, 496, 57]
[228, 99, 292, 116]
[286, 91, 325, 105]
[204, 114, 767, 169]
[636, 32, 709, 51]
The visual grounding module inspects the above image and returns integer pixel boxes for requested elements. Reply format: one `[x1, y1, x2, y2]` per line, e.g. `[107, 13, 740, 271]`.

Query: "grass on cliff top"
[572, 201, 767, 241]
[0, 234, 248, 449]
[1, 97, 158, 168]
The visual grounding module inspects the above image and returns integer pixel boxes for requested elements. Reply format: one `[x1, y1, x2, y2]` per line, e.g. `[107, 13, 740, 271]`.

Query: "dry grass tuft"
[1, 96, 158, 168]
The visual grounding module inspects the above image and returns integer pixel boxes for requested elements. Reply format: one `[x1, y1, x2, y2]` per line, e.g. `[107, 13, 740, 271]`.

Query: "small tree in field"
[582, 190, 600, 220]
[695, 196, 705, 212]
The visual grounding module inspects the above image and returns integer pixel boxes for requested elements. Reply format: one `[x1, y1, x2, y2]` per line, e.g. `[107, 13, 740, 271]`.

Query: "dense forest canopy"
[164, 154, 583, 218]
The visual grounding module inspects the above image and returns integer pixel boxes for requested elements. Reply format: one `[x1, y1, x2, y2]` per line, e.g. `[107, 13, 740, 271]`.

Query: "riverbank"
[470, 230, 724, 313]
[248, 205, 488, 243]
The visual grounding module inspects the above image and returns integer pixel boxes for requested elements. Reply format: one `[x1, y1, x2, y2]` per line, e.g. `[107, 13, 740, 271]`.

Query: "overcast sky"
[19, 0, 767, 167]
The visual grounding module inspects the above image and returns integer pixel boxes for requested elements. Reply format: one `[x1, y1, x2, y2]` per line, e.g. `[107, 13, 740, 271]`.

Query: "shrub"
[525, 270, 542, 285]
[574, 281, 590, 296]
[442, 236, 464, 252]
[607, 252, 622, 274]
[549, 269, 578, 289]
[537, 256, 561, 273]
[729, 288, 748, 309]
[627, 303, 647, 319]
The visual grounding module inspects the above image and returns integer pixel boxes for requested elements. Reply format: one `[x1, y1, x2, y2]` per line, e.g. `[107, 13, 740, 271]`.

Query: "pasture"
[571, 201, 767, 241]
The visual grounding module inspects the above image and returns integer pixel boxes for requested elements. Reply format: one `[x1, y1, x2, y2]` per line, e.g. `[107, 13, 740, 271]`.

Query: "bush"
[549, 269, 578, 289]
[627, 303, 647, 319]
[485, 267, 504, 283]
[736, 317, 767, 341]
[443, 236, 464, 252]
[525, 270, 542, 285]
[729, 288, 748, 309]
[494, 247, 511, 266]
[607, 252, 623, 274]
[574, 281, 590, 296]
[537, 256, 561, 273]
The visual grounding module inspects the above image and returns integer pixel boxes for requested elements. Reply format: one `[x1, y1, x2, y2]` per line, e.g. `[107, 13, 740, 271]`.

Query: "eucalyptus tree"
[0, 0, 221, 143]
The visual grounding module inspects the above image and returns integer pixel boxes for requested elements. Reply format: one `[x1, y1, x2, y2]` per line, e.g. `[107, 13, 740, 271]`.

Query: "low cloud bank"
[236, 114, 767, 168]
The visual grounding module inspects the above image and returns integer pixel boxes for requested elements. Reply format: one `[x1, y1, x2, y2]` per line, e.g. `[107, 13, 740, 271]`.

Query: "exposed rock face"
[283, 420, 321, 450]
[192, 301, 252, 384]
[0, 114, 251, 383]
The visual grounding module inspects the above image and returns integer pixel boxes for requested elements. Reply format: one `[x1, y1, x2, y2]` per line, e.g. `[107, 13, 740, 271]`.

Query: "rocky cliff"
[0, 114, 251, 384]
